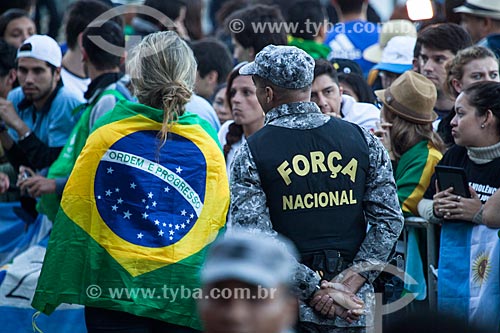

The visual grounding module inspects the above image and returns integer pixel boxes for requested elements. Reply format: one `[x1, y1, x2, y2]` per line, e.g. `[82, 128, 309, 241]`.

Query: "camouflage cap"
[201, 229, 298, 288]
[239, 45, 314, 89]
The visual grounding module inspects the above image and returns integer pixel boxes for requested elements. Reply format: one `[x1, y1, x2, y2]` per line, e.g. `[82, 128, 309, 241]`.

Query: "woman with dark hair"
[217, 62, 264, 178]
[418, 81, 500, 331]
[338, 73, 376, 104]
[0, 8, 35, 48]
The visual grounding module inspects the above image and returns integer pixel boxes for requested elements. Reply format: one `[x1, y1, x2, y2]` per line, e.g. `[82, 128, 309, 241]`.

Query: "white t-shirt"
[185, 94, 221, 132]
[341, 94, 380, 132]
[61, 67, 90, 102]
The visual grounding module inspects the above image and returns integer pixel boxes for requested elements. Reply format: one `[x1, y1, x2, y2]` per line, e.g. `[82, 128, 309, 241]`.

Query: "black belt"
[301, 249, 348, 281]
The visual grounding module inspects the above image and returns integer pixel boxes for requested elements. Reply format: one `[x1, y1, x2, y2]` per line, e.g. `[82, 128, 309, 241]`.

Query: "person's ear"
[265, 86, 274, 104]
[81, 47, 89, 63]
[77, 32, 84, 50]
[7, 69, 16, 86]
[316, 21, 327, 42]
[451, 78, 462, 94]
[53, 67, 62, 83]
[483, 109, 495, 128]
[207, 70, 218, 85]
[482, 17, 492, 33]
[248, 47, 256, 61]
[338, 84, 344, 96]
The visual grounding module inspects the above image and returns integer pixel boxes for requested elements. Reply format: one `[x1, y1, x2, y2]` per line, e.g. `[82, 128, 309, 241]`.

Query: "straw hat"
[375, 71, 438, 124]
[363, 20, 417, 64]
[454, 0, 500, 20]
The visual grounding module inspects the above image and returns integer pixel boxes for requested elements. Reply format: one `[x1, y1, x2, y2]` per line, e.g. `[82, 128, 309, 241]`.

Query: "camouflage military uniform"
[230, 102, 404, 332]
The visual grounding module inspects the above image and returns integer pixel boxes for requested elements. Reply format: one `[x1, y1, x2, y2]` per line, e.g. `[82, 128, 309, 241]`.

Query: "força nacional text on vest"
[277, 151, 358, 185]
[283, 189, 357, 210]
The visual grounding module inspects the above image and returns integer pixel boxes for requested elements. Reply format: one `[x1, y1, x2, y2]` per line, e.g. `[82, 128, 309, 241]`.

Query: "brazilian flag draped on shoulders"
[32, 100, 229, 330]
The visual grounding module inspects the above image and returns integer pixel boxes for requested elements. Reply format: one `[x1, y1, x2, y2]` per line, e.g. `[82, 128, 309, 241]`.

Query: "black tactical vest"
[248, 118, 369, 263]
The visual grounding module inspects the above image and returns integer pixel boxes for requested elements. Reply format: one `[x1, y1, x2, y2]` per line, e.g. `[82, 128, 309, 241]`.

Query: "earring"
[266, 97, 270, 104]
[481, 124, 486, 128]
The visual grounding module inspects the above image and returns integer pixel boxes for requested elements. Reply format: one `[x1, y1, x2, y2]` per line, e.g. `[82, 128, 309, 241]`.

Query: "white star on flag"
[117, 198, 123, 204]
[158, 230, 164, 236]
[115, 188, 120, 192]
[142, 212, 149, 219]
[107, 167, 114, 174]
[169, 230, 174, 235]
[181, 209, 186, 216]
[154, 220, 160, 225]
[181, 223, 185, 229]
[111, 205, 118, 211]
[164, 187, 170, 192]
[130, 182, 137, 189]
[190, 213, 194, 219]
[137, 233, 143, 239]
[123, 210, 132, 219]
[152, 201, 157, 207]
[175, 224, 180, 230]
[148, 192, 153, 198]
[169, 236, 173, 240]
[105, 189, 112, 196]
[163, 223, 167, 227]
[176, 166, 183, 173]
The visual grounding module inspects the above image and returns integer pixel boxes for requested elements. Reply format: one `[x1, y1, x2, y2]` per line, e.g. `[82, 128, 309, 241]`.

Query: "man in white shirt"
[311, 59, 379, 131]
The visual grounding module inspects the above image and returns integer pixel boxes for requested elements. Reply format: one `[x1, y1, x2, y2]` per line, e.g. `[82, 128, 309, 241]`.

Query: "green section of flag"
[32, 209, 218, 329]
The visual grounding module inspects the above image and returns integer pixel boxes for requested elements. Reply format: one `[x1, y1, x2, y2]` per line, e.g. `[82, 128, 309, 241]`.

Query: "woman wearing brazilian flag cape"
[32, 31, 229, 332]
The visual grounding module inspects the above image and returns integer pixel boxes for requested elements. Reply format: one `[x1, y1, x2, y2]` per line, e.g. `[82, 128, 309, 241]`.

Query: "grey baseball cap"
[239, 45, 315, 89]
[201, 230, 298, 288]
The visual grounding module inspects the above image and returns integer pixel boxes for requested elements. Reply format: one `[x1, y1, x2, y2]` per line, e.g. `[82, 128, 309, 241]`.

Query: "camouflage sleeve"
[354, 129, 404, 283]
[230, 142, 321, 300]
[229, 142, 274, 234]
[292, 261, 322, 301]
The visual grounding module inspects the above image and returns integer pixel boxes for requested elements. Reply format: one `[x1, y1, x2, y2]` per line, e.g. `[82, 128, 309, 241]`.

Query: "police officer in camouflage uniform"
[229, 45, 404, 332]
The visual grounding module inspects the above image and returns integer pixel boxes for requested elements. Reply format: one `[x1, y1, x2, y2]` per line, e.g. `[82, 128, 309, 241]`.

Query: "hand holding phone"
[435, 165, 470, 198]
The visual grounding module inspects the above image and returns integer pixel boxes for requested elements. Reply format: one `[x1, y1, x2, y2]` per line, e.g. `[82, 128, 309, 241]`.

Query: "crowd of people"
[0, 0, 499, 332]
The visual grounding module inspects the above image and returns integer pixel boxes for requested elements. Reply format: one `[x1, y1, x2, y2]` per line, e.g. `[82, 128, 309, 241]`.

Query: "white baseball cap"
[374, 36, 416, 74]
[17, 34, 62, 68]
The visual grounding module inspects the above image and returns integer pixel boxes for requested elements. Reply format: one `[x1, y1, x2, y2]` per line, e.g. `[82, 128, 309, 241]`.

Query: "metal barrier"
[404, 216, 438, 311]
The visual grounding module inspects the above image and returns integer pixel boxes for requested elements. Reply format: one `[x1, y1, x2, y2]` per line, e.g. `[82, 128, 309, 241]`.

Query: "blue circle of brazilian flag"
[94, 130, 207, 248]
